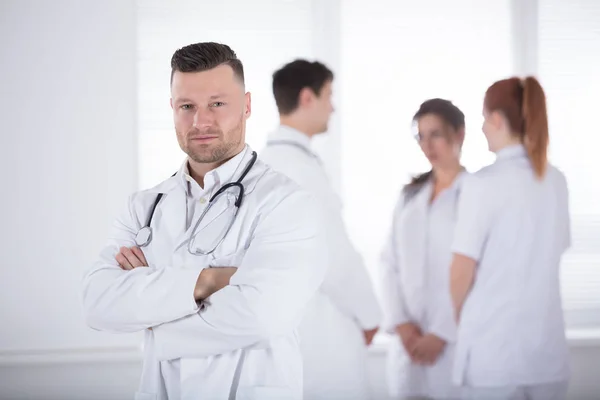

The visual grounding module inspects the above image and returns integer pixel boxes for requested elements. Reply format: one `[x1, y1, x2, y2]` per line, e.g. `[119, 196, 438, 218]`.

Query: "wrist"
[194, 269, 215, 301]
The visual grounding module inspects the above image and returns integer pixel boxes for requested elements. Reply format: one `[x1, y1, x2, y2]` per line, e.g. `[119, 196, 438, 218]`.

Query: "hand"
[194, 267, 238, 301]
[395, 322, 423, 358]
[116, 246, 148, 270]
[411, 333, 446, 365]
[363, 327, 379, 346]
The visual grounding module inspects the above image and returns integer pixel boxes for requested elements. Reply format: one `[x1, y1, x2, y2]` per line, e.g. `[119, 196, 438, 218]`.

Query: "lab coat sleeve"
[379, 194, 412, 334]
[319, 200, 382, 330]
[451, 174, 494, 261]
[265, 154, 381, 330]
[151, 189, 327, 360]
[82, 194, 206, 333]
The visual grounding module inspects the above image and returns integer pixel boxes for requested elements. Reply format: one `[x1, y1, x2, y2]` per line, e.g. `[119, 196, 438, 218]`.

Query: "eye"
[180, 104, 194, 110]
[210, 102, 225, 107]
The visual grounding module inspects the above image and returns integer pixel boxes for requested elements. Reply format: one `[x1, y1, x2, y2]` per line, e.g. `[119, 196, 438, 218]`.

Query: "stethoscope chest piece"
[135, 226, 152, 247]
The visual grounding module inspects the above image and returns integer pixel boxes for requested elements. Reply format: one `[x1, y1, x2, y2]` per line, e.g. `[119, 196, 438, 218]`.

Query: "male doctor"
[260, 59, 382, 400]
[82, 43, 327, 400]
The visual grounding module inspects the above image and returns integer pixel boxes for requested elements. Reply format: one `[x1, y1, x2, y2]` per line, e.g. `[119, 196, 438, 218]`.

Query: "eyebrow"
[173, 94, 228, 103]
[173, 97, 194, 104]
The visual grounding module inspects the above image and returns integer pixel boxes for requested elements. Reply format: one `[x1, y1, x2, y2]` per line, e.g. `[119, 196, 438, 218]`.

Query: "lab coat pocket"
[236, 386, 296, 400]
[134, 392, 157, 400]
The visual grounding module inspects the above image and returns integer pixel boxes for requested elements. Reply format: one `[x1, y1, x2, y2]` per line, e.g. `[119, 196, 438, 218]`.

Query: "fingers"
[116, 251, 133, 270]
[131, 246, 148, 266]
[116, 246, 147, 270]
[410, 338, 434, 365]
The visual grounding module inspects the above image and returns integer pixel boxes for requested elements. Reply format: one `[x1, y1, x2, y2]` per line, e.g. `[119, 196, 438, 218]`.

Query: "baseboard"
[0, 345, 142, 366]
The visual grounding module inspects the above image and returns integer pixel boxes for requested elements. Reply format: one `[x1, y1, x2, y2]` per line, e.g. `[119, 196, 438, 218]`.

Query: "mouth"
[190, 136, 218, 143]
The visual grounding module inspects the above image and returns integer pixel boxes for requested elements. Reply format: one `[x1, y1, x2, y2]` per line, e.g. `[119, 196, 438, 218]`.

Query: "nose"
[193, 108, 214, 129]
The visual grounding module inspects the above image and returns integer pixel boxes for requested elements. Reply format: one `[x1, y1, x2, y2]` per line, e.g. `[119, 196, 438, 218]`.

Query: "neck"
[279, 114, 315, 138]
[433, 163, 463, 188]
[188, 145, 244, 188]
[494, 133, 523, 153]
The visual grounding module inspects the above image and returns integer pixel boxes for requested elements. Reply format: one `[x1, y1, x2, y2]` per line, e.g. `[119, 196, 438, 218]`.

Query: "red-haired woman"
[449, 77, 571, 400]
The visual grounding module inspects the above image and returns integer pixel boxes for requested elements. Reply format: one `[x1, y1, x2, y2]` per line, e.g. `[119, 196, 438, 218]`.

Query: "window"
[339, 0, 511, 310]
[539, 0, 600, 327]
[137, 0, 600, 329]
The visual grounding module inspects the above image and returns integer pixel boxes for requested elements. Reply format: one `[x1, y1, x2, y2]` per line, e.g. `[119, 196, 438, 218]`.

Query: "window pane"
[340, 0, 512, 293]
[539, 0, 600, 325]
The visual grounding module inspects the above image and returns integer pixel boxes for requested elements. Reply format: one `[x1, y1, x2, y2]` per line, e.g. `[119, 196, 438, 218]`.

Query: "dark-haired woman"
[450, 77, 570, 400]
[380, 98, 467, 399]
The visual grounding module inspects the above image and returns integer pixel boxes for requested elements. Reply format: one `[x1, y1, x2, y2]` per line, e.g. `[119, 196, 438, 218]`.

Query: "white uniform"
[260, 126, 382, 400]
[451, 144, 571, 399]
[82, 145, 328, 400]
[380, 173, 465, 399]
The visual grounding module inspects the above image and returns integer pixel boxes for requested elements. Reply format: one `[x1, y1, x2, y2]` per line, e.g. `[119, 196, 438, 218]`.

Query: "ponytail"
[522, 77, 549, 178]
[403, 170, 432, 203]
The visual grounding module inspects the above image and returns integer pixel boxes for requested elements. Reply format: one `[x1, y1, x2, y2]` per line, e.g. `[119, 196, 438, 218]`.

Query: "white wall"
[0, 1, 599, 399]
[0, 0, 141, 371]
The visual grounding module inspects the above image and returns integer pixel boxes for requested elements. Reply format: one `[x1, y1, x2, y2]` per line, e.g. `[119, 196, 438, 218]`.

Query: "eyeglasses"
[414, 130, 447, 143]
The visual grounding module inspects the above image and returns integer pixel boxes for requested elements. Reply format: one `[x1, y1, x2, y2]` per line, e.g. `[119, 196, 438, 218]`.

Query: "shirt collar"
[422, 168, 467, 194]
[267, 125, 314, 153]
[178, 145, 250, 196]
[496, 143, 527, 161]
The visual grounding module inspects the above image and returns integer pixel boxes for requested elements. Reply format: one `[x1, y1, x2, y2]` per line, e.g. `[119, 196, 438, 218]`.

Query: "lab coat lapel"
[407, 183, 432, 313]
[156, 185, 188, 252]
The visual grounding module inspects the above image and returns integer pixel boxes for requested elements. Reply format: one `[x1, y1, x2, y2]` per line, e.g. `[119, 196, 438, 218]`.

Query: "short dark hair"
[272, 59, 333, 115]
[170, 42, 244, 84]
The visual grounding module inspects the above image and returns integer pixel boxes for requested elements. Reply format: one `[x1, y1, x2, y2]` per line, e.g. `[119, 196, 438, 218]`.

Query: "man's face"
[310, 80, 334, 134]
[170, 64, 251, 164]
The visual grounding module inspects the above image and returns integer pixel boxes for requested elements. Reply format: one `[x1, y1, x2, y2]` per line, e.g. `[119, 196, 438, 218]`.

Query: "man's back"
[261, 126, 381, 400]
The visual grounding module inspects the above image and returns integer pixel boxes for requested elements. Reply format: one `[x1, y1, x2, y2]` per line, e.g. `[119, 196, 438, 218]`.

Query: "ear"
[490, 110, 506, 130]
[170, 98, 173, 110]
[244, 92, 252, 119]
[298, 87, 315, 108]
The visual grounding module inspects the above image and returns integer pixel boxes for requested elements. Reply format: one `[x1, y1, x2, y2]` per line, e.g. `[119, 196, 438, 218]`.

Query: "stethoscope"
[134, 151, 258, 255]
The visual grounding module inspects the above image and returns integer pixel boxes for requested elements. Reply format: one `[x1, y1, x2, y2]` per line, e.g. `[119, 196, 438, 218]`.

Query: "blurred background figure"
[260, 59, 381, 400]
[380, 99, 466, 400]
[450, 77, 570, 400]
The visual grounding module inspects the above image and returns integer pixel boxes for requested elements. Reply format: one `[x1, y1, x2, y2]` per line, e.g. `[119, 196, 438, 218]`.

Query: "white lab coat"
[259, 126, 382, 400]
[451, 144, 571, 390]
[82, 146, 328, 400]
[380, 174, 466, 399]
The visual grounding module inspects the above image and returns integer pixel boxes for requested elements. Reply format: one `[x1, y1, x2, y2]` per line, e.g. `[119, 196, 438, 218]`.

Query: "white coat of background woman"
[450, 77, 571, 400]
[380, 98, 467, 399]
[260, 59, 382, 400]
